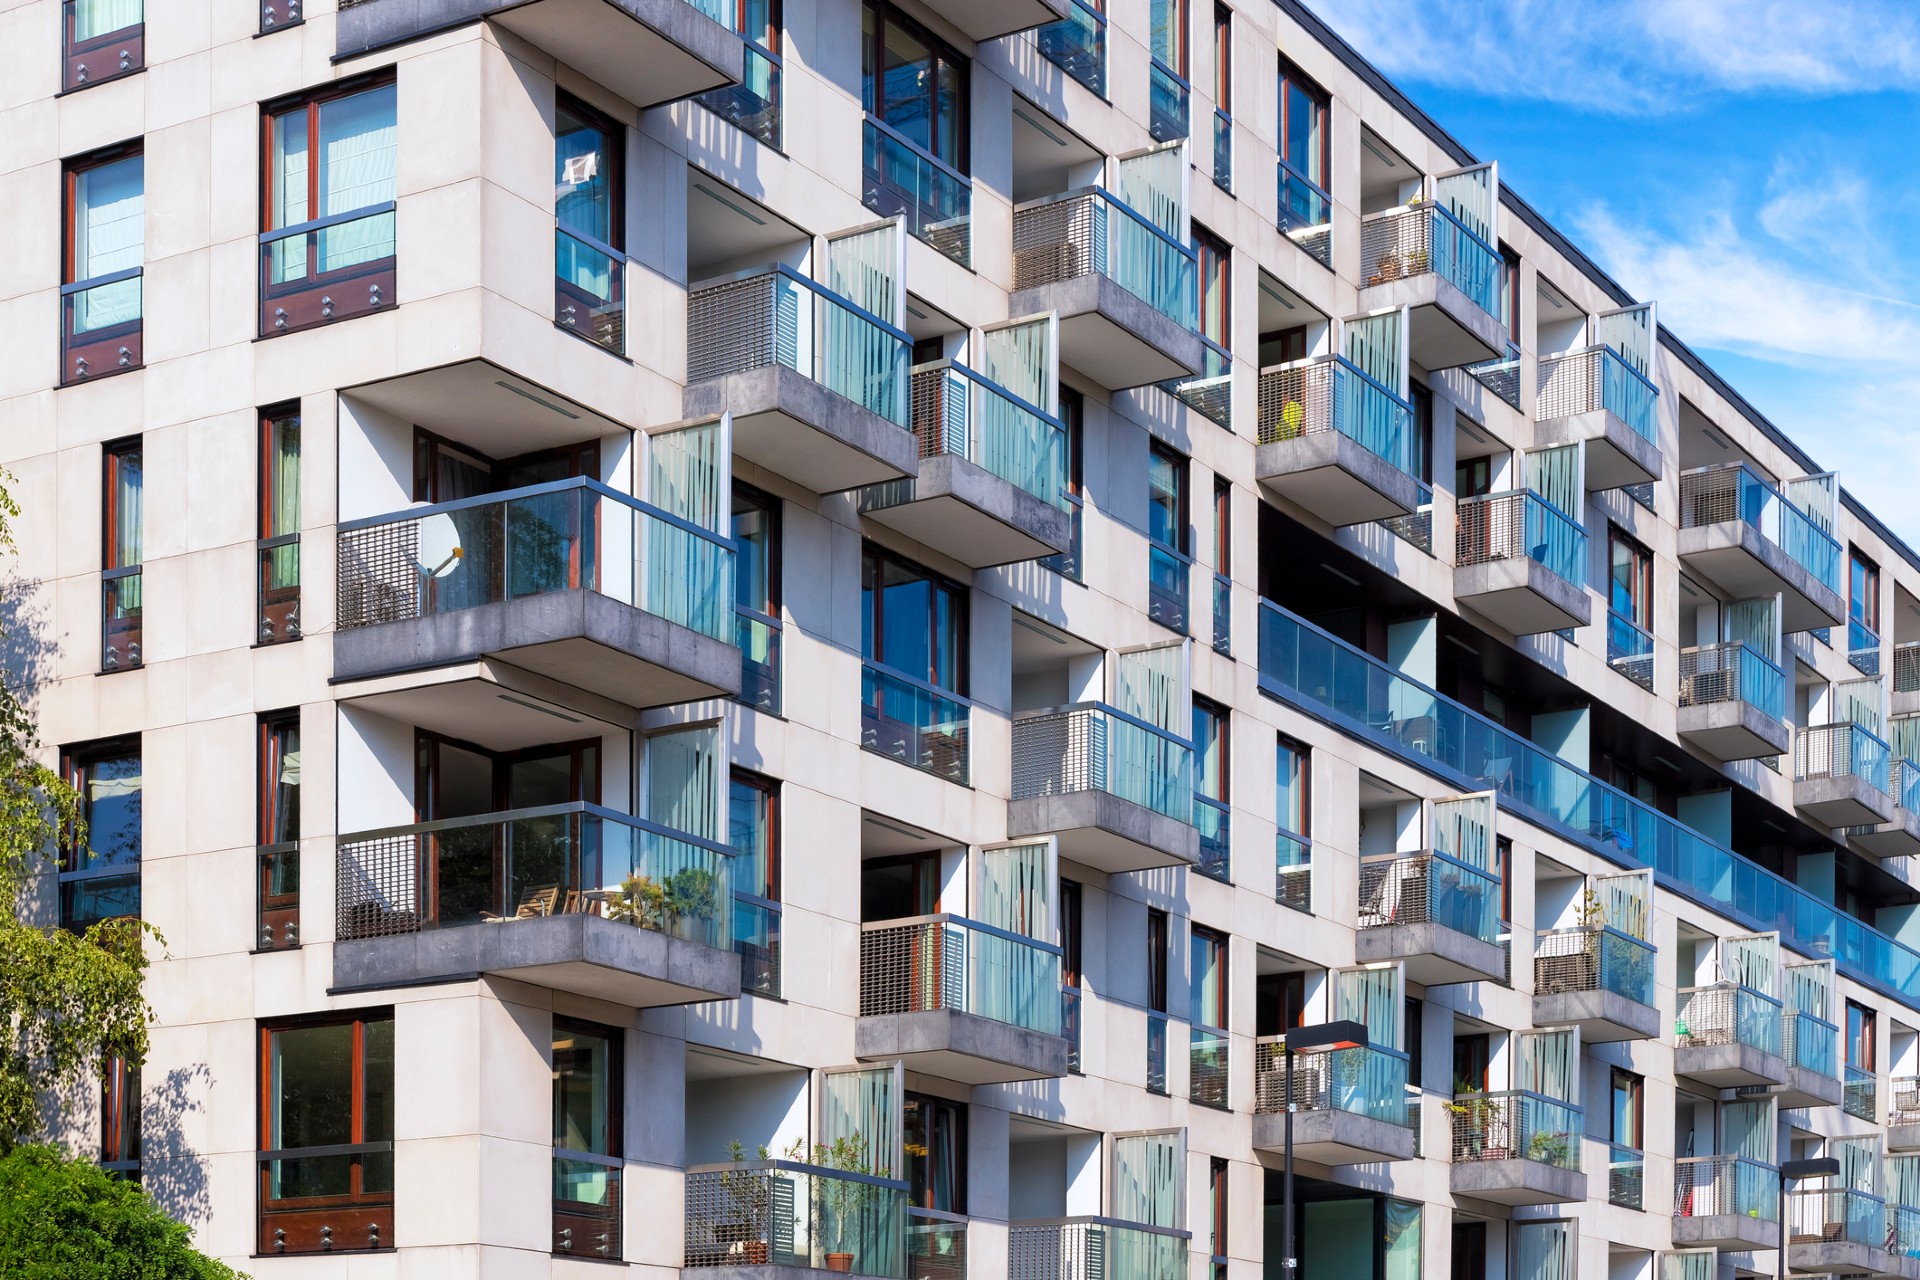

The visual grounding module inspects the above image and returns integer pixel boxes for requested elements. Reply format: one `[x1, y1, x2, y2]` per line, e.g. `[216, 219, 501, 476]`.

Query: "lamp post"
[1279, 1019, 1371, 1280]
[1778, 1156, 1840, 1280]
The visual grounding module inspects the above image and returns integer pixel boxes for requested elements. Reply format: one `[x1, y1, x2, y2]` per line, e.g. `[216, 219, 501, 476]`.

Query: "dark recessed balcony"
[1671, 1156, 1781, 1250]
[332, 803, 743, 1007]
[1794, 722, 1894, 828]
[333, 478, 741, 711]
[1357, 202, 1505, 370]
[1678, 642, 1791, 761]
[1448, 1091, 1586, 1205]
[1531, 926, 1660, 1042]
[1674, 983, 1787, 1088]
[857, 914, 1070, 1084]
[1252, 1041, 1416, 1164]
[1534, 346, 1662, 490]
[1679, 463, 1845, 631]
[1255, 355, 1423, 525]
[1356, 851, 1506, 985]
[1453, 491, 1592, 636]
[1008, 703, 1199, 874]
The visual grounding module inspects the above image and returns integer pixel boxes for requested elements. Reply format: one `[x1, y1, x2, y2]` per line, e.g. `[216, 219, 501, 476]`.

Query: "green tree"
[0, 470, 154, 1148]
[0, 1144, 241, 1279]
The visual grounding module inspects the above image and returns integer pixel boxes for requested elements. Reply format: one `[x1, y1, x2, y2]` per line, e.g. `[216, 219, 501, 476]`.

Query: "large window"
[1042, 389, 1085, 580]
[63, 146, 144, 385]
[261, 76, 398, 336]
[1207, 1156, 1228, 1280]
[257, 712, 301, 951]
[862, 1, 967, 172]
[1061, 877, 1083, 1070]
[1210, 4, 1231, 191]
[861, 543, 969, 783]
[1193, 697, 1229, 881]
[1211, 478, 1231, 654]
[1148, 441, 1189, 632]
[258, 1012, 395, 1255]
[61, 740, 141, 929]
[729, 769, 780, 997]
[1147, 907, 1169, 1094]
[553, 1019, 622, 1259]
[1190, 924, 1229, 1108]
[259, 406, 301, 643]
[63, 0, 144, 91]
[1276, 57, 1330, 233]
[1609, 1069, 1642, 1149]
[101, 438, 142, 671]
[1851, 548, 1881, 672]
[1847, 1000, 1875, 1071]
[100, 1054, 140, 1180]
[1196, 227, 1230, 351]
[554, 93, 624, 354]
[697, 0, 783, 148]
[734, 482, 782, 714]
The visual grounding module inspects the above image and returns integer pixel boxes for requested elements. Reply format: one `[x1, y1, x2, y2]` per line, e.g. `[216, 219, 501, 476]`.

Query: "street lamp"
[1778, 1156, 1840, 1280]
[1278, 1019, 1371, 1280]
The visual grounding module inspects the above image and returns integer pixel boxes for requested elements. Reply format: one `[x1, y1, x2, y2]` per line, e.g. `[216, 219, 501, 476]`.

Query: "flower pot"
[743, 1241, 770, 1265]
[827, 1251, 856, 1272]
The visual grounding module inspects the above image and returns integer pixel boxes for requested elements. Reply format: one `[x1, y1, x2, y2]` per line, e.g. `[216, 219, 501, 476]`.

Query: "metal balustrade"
[1012, 188, 1197, 328]
[1011, 702, 1194, 823]
[1359, 202, 1502, 318]
[1008, 1217, 1190, 1280]
[1891, 1076, 1920, 1125]
[1455, 490, 1586, 588]
[1358, 850, 1501, 942]
[1533, 925, 1655, 1005]
[1275, 832, 1312, 912]
[1448, 1091, 1582, 1169]
[909, 1210, 967, 1280]
[1788, 1187, 1886, 1248]
[868, 360, 1070, 516]
[1253, 1039, 1412, 1126]
[1679, 462, 1841, 593]
[858, 914, 1062, 1034]
[1257, 354, 1417, 473]
[1190, 1025, 1228, 1108]
[1163, 334, 1232, 427]
[1468, 342, 1522, 410]
[1535, 345, 1658, 442]
[1796, 722, 1891, 796]
[1679, 642, 1785, 721]
[1675, 983, 1782, 1057]
[685, 1161, 908, 1275]
[1896, 642, 1920, 693]
[1673, 1154, 1778, 1220]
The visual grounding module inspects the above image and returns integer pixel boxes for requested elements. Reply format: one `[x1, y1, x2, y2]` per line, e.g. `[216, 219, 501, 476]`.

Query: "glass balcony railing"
[1533, 925, 1655, 1006]
[860, 662, 969, 785]
[1276, 158, 1333, 268]
[1357, 849, 1501, 943]
[62, 267, 143, 384]
[1192, 794, 1229, 882]
[1609, 1144, 1645, 1209]
[256, 840, 298, 952]
[863, 118, 971, 267]
[1679, 642, 1785, 722]
[1789, 1187, 1886, 1250]
[333, 802, 734, 948]
[1676, 983, 1782, 1057]
[1257, 354, 1417, 474]
[554, 228, 623, 354]
[1011, 188, 1197, 329]
[1042, 492, 1083, 579]
[1012, 702, 1195, 825]
[1035, 0, 1107, 97]
[101, 567, 142, 671]
[257, 534, 300, 644]
[553, 1152, 622, 1258]
[696, 34, 782, 148]
[1147, 60, 1189, 144]
[1254, 594, 1920, 1010]
[688, 264, 912, 428]
[1895, 757, 1920, 816]
[1148, 542, 1190, 633]
[685, 1160, 907, 1275]
[1360, 202, 1503, 319]
[1254, 1039, 1412, 1126]
[1009, 1218, 1189, 1280]
[1449, 1091, 1582, 1170]
[1190, 1025, 1228, 1108]
[1455, 490, 1587, 589]
[1211, 110, 1231, 191]
[1607, 611, 1654, 691]
[735, 606, 781, 714]
[909, 1210, 967, 1280]
[260, 0, 300, 31]
[1893, 1204, 1920, 1258]
[1673, 1154, 1778, 1221]
[1679, 462, 1842, 593]
[1845, 1063, 1877, 1120]
[1276, 831, 1311, 912]
[1784, 1008, 1838, 1078]
[734, 892, 781, 997]
[335, 478, 736, 642]
[894, 361, 1068, 509]
[859, 914, 1063, 1035]
[1796, 721, 1891, 797]
[1467, 342, 1521, 411]
[1535, 345, 1658, 443]
[1146, 1011, 1169, 1094]
[1851, 617, 1882, 676]
[259, 202, 395, 336]
[1162, 334, 1232, 427]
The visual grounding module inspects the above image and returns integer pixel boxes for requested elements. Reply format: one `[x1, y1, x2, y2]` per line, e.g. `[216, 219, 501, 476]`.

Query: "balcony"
[1534, 346, 1661, 490]
[1008, 1218, 1189, 1280]
[1448, 1091, 1586, 1205]
[1674, 983, 1787, 1088]
[1890, 1078, 1920, 1150]
[1671, 1156, 1781, 1250]
[1454, 491, 1592, 635]
[1779, 1008, 1844, 1109]
[1255, 355, 1423, 525]
[857, 362, 1070, 568]
[685, 1159, 908, 1276]
[61, 267, 142, 385]
[1277, 160, 1334, 269]
[1252, 1041, 1416, 1164]
[1845, 1063, 1877, 1121]
[1788, 1188, 1901, 1278]
[856, 914, 1069, 1084]
[1010, 189, 1202, 390]
[1678, 642, 1791, 761]
[1794, 722, 1894, 828]
[1357, 203, 1506, 369]
[1034, 1, 1106, 98]
[1008, 704, 1199, 873]
[1276, 832, 1312, 912]
[863, 119, 971, 268]
[1608, 612, 1655, 692]
[337, 0, 738, 110]
[1356, 851, 1506, 985]
[861, 663, 969, 786]
[1679, 464, 1845, 631]
[687, 266, 920, 494]
[62, 0, 143, 90]
[333, 479, 741, 716]
[915, 0, 1066, 40]
[332, 803, 743, 1007]
[1531, 926, 1660, 1042]
[1851, 758, 1920, 858]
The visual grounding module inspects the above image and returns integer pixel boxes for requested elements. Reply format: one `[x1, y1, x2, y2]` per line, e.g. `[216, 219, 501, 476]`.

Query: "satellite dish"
[416, 513, 465, 579]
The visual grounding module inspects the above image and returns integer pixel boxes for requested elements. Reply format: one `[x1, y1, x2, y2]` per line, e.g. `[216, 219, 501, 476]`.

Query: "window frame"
[100, 1053, 141, 1179]
[100, 436, 143, 671]
[733, 480, 783, 713]
[729, 767, 782, 997]
[258, 404, 302, 644]
[62, 143, 145, 384]
[1276, 55, 1330, 192]
[63, 0, 145, 91]
[60, 737, 142, 929]
[860, 541, 970, 697]
[1189, 923, 1228, 1031]
[1846, 999, 1875, 1071]
[1043, 388, 1086, 580]
[1851, 548, 1880, 632]
[257, 710, 301, 952]
[552, 1016, 624, 1258]
[1193, 224, 1231, 350]
[1275, 734, 1310, 840]
[1609, 525, 1654, 629]
[553, 90, 626, 353]
[1146, 908, 1170, 1013]
[861, 0, 970, 174]
[902, 1091, 968, 1214]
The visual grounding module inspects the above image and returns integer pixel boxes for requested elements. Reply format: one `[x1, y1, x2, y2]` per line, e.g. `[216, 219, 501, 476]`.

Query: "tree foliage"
[0, 1144, 241, 1279]
[0, 470, 155, 1149]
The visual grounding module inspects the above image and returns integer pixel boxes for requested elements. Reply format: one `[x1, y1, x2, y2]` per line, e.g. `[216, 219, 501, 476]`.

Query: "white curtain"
[1112, 1132, 1182, 1229]
[1111, 642, 1189, 737]
[1596, 303, 1654, 378]
[1516, 1027, 1580, 1104]
[1430, 792, 1494, 872]
[979, 318, 1053, 411]
[73, 0, 141, 40]
[976, 841, 1052, 942]
[1513, 1220, 1574, 1280]
[646, 723, 723, 843]
[316, 85, 397, 271]
[73, 155, 144, 331]
[644, 420, 730, 635]
[1383, 1201, 1422, 1280]
[1721, 1098, 1775, 1164]
[1594, 870, 1650, 940]
[977, 317, 1062, 503]
[825, 222, 901, 323]
[1335, 964, 1404, 1052]
[1720, 933, 1777, 994]
[1664, 1252, 1714, 1280]
[1890, 1155, 1920, 1208]
[1837, 1136, 1881, 1193]
[1785, 472, 1838, 535]
[1835, 677, 1885, 735]
[1784, 960, 1835, 1022]
[820, 1065, 900, 1178]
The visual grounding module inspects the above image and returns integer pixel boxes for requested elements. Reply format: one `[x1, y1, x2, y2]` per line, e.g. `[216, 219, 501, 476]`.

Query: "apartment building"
[10, 0, 1920, 1276]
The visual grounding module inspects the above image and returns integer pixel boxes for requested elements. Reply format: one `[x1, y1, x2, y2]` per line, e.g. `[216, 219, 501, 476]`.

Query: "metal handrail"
[863, 657, 971, 708]
[61, 264, 143, 296]
[864, 112, 972, 190]
[860, 911, 1063, 955]
[260, 200, 397, 246]
[337, 474, 735, 551]
[338, 798, 736, 859]
[1015, 699, 1190, 749]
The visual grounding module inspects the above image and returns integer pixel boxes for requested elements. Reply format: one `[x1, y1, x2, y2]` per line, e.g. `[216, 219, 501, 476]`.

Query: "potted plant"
[1526, 1130, 1571, 1165]
[603, 867, 720, 942]
[603, 873, 669, 930]
[797, 1132, 888, 1272]
[716, 1141, 774, 1265]
[1407, 247, 1429, 274]
[1443, 1077, 1497, 1159]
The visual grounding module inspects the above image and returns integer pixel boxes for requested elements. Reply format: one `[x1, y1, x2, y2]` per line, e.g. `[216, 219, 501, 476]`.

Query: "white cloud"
[1307, 0, 1920, 112]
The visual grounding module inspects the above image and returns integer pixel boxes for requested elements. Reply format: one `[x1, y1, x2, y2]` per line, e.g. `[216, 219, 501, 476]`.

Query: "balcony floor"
[1534, 408, 1661, 491]
[1455, 558, 1592, 635]
[1531, 989, 1660, 1043]
[1358, 271, 1504, 371]
[1795, 774, 1894, 829]
[1850, 807, 1920, 858]
[1256, 432, 1420, 526]
[1778, 1064, 1844, 1110]
[1356, 922, 1505, 986]
[922, 0, 1068, 39]
[1673, 1214, 1781, 1251]
[1789, 1240, 1909, 1279]
[1009, 274, 1202, 390]
[1450, 1159, 1585, 1206]
[863, 454, 1071, 568]
[1252, 1109, 1415, 1166]
[1007, 791, 1200, 875]
[856, 1009, 1070, 1085]
[684, 365, 921, 495]
[1673, 1042, 1787, 1089]
[1678, 700, 1792, 762]
[1678, 520, 1845, 632]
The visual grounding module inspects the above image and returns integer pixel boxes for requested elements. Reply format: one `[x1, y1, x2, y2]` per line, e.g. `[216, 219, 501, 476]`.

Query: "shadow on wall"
[143, 1063, 215, 1228]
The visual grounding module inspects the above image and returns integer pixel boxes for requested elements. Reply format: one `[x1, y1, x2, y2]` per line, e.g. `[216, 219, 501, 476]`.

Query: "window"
[1409, 383, 1433, 486]
[1147, 907, 1169, 1094]
[1405, 998, 1424, 1084]
[553, 1019, 622, 1259]
[258, 712, 301, 951]
[101, 438, 142, 670]
[1148, 0, 1189, 143]
[1256, 969, 1305, 1035]
[1211, 479, 1231, 654]
[1193, 697, 1229, 881]
[1851, 548, 1881, 672]
[63, 0, 144, 90]
[258, 1012, 395, 1255]
[1609, 1069, 1642, 1148]
[63, 146, 144, 385]
[1194, 226, 1231, 351]
[1275, 736, 1309, 839]
[1275, 735, 1310, 911]
[1210, 5, 1231, 190]
[1847, 1000, 1875, 1071]
[1036, 0, 1107, 97]
[100, 1055, 140, 1180]
[554, 93, 624, 353]
[1061, 878, 1084, 1071]
[61, 740, 141, 929]
[734, 482, 782, 713]
[1455, 454, 1493, 499]
[730, 769, 780, 997]
[261, 76, 398, 336]
[1207, 1156, 1228, 1279]
[259, 406, 301, 643]
[1190, 924, 1228, 1108]
[1043, 389, 1085, 579]
[1276, 57, 1330, 231]
[903, 1093, 966, 1213]
[1452, 1033, 1490, 1094]
[861, 543, 969, 783]
[697, 0, 783, 148]
[862, 2, 967, 170]
[1148, 441, 1189, 632]
[1609, 528, 1652, 629]
[1502, 248, 1522, 341]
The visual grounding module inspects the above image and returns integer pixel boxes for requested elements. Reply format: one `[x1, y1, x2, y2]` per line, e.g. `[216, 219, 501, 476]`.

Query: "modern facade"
[10, 0, 1920, 1279]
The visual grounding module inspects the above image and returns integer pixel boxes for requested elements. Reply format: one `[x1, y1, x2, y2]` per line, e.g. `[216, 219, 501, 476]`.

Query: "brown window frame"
[861, 0, 970, 174]
[1276, 55, 1330, 192]
[257, 710, 301, 951]
[258, 404, 302, 644]
[100, 436, 143, 671]
[257, 1010, 395, 1255]
[100, 1053, 141, 1179]
[62, 144, 144, 385]
[552, 1016, 624, 1258]
[553, 91, 626, 353]
[63, 0, 144, 91]
[60, 737, 143, 931]
[1194, 224, 1231, 350]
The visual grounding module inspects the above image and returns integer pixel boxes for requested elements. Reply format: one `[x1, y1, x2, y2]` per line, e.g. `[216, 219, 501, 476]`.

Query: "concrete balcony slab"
[1678, 698, 1792, 762]
[1356, 921, 1506, 987]
[862, 454, 1071, 568]
[856, 1009, 1070, 1085]
[1255, 431, 1421, 526]
[1455, 556, 1592, 636]
[684, 365, 921, 495]
[1673, 1042, 1788, 1090]
[1678, 519, 1845, 632]
[1252, 1108, 1416, 1166]
[1532, 988, 1661, 1044]
[1007, 790, 1199, 876]
[1009, 274, 1202, 390]
[1450, 1159, 1586, 1206]
[1535, 408, 1661, 491]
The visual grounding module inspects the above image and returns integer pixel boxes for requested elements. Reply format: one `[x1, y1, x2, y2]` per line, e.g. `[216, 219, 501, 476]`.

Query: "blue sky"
[1304, 0, 1920, 544]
